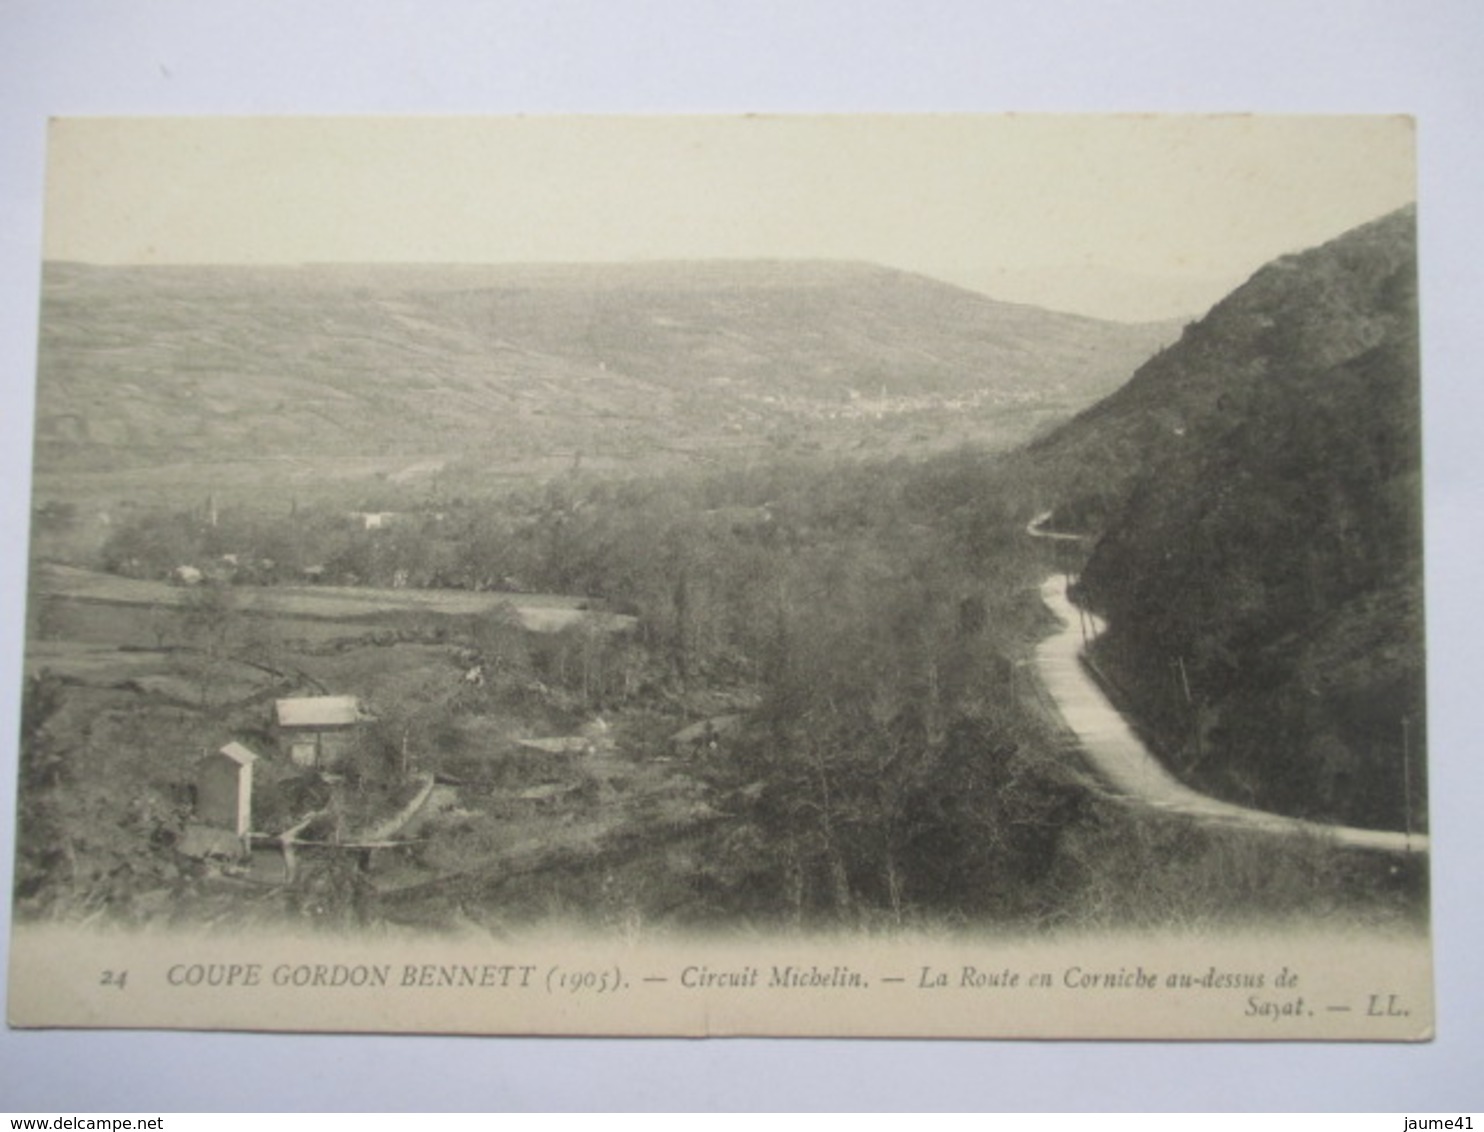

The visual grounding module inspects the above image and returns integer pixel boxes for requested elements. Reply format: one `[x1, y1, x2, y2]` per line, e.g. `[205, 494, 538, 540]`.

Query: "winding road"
[1033, 571, 1427, 856]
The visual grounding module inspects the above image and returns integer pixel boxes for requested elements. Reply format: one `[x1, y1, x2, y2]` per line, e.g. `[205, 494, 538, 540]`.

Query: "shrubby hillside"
[1032, 207, 1424, 830]
[33, 259, 1175, 478]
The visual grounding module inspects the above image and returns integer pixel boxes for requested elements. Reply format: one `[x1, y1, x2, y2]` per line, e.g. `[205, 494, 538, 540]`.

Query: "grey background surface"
[1, 0, 1481, 1112]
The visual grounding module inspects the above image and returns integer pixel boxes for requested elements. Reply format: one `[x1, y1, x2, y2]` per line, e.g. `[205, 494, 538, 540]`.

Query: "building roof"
[217, 741, 259, 766]
[517, 783, 581, 802]
[670, 714, 743, 745]
[275, 695, 361, 728]
[515, 736, 591, 755]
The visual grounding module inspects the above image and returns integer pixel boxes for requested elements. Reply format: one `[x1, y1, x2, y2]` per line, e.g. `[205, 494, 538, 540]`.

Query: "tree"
[469, 603, 531, 684]
[14, 673, 68, 905]
[175, 582, 243, 707]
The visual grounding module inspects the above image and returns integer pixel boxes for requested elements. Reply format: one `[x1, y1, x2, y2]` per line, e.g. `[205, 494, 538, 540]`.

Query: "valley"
[15, 220, 1428, 938]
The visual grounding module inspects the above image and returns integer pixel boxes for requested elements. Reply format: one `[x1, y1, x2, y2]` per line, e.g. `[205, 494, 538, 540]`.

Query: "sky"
[44, 115, 1416, 322]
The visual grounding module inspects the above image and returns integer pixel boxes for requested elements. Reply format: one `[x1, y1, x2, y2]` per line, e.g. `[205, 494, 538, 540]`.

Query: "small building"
[670, 714, 743, 757]
[191, 741, 259, 851]
[275, 695, 366, 769]
[350, 511, 400, 531]
[196, 741, 258, 836]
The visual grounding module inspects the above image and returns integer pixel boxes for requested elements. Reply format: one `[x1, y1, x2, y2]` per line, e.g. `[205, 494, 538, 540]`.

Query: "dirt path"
[1035, 573, 1427, 855]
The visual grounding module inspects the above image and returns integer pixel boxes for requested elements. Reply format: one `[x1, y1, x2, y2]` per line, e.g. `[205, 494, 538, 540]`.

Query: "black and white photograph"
[6, 114, 1431, 1039]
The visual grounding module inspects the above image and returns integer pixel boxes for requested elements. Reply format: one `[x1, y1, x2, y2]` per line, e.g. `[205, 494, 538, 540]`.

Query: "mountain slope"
[1026, 207, 1419, 532]
[1031, 207, 1424, 831]
[33, 260, 1176, 478]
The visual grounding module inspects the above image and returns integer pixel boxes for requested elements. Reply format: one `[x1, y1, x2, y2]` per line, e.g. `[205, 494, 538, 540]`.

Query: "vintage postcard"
[7, 116, 1430, 1038]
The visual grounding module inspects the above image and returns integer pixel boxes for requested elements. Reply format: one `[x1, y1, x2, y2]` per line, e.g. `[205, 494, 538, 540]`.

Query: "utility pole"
[1401, 715, 1413, 854]
[1174, 656, 1192, 704]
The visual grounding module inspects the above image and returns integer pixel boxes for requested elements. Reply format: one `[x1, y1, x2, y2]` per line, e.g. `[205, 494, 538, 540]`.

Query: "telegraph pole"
[1401, 715, 1413, 854]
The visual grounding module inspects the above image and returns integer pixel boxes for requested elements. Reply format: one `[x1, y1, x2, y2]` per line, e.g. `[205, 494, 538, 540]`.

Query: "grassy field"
[18, 539, 727, 936]
[36, 563, 636, 633]
[24, 640, 284, 707]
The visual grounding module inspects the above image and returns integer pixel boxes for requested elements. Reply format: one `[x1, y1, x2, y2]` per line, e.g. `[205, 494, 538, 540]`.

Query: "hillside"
[33, 260, 1175, 487]
[1030, 207, 1423, 831]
